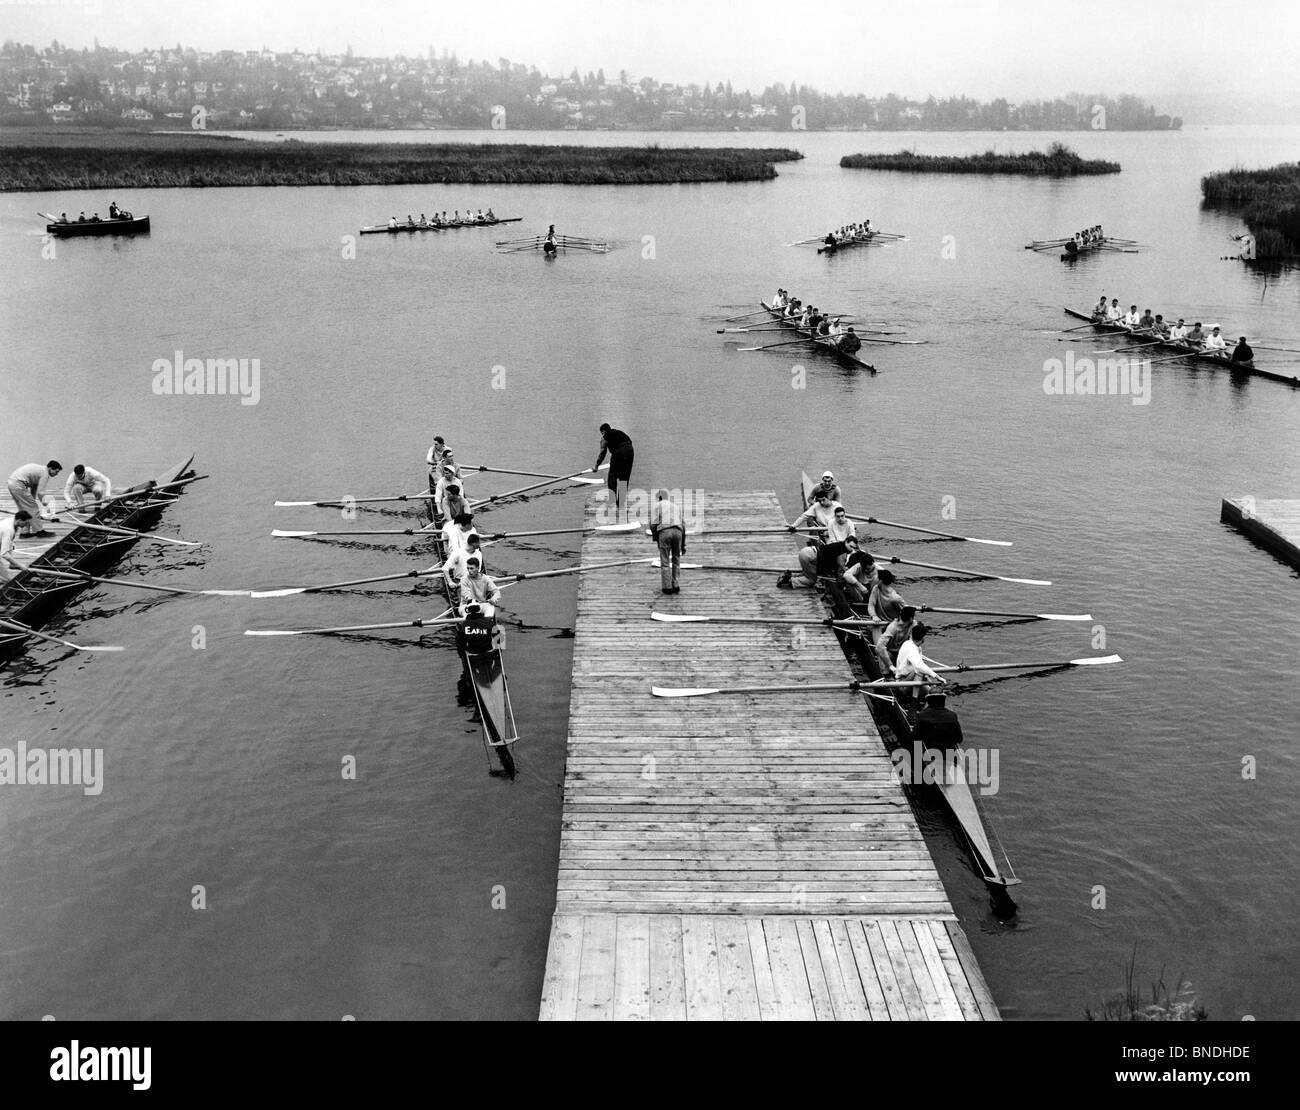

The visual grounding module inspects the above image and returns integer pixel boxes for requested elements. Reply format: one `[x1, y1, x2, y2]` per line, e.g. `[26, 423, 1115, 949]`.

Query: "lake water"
[2, 126, 1298, 1020]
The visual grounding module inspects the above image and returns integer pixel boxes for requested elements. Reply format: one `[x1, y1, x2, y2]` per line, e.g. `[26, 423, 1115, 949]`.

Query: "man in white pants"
[7, 461, 62, 537]
[64, 464, 112, 508]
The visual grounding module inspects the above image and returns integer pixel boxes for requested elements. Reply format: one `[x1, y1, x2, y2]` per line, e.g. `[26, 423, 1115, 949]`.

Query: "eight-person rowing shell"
[770, 289, 863, 357]
[1089, 297, 1254, 363]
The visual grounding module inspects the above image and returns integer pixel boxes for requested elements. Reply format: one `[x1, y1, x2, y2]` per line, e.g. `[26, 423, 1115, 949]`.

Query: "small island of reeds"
[839, 142, 1120, 176]
[1201, 162, 1300, 259]
[0, 130, 803, 191]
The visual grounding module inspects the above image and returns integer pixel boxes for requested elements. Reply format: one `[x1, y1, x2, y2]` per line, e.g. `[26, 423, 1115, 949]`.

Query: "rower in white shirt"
[1105, 298, 1123, 322]
[457, 556, 502, 618]
[442, 533, 486, 586]
[442, 513, 479, 558]
[64, 464, 112, 508]
[825, 504, 856, 543]
[0, 510, 31, 582]
[1168, 319, 1188, 341]
[772, 289, 787, 309]
[1203, 325, 1228, 352]
[1122, 305, 1141, 327]
[791, 490, 842, 535]
[892, 624, 946, 703]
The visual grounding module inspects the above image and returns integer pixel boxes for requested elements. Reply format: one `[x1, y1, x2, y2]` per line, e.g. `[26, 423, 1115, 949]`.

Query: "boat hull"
[817, 233, 875, 255]
[1059, 238, 1106, 261]
[760, 303, 876, 372]
[1, 455, 195, 660]
[47, 216, 150, 237]
[360, 217, 523, 235]
[797, 470, 1017, 911]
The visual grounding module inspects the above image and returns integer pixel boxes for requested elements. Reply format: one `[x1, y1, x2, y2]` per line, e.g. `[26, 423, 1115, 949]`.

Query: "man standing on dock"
[649, 489, 684, 594]
[6, 461, 61, 537]
[593, 423, 634, 521]
[0, 510, 31, 583]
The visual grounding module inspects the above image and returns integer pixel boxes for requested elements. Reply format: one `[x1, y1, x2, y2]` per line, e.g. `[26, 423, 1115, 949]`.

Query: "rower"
[1138, 308, 1155, 330]
[796, 532, 861, 589]
[64, 463, 112, 508]
[1169, 318, 1188, 341]
[1186, 321, 1205, 346]
[1231, 336, 1254, 364]
[0, 510, 31, 583]
[1123, 304, 1140, 327]
[841, 547, 877, 605]
[426, 436, 449, 484]
[1092, 294, 1109, 320]
[443, 532, 485, 583]
[867, 569, 905, 627]
[891, 623, 945, 704]
[406, 214, 414, 226]
[442, 482, 470, 523]
[1204, 325, 1227, 353]
[826, 504, 856, 543]
[78, 212, 87, 222]
[875, 604, 918, 676]
[486, 208, 495, 220]
[6, 460, 61, 537]
[808, 470, 842, 506]
[1152, 314, 1169, 337]
[771, 288, 787, 309]
[442, 512, 479, 558]
[418, 213, 427, 226]
[914, 691, 964, 752]
[435, 454, 463, 518]
[791, 489, 840, 535]
[457, 558, 502, 618]
[1106, 298, 1123, 323]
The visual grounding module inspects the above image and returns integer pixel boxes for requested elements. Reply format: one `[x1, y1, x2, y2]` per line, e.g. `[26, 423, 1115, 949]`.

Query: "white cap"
[822, 471, 834, 479]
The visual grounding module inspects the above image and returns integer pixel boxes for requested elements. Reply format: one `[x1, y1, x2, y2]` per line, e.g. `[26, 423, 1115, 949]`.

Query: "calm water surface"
[2, 127, 1298, 1020]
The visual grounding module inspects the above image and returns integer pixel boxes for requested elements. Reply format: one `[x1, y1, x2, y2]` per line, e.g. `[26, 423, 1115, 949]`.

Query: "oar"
[651, 680, 862, 698]
[249, 568, 443, 598]
[1141, 350, 1211, 365]
[244, 616, 462, 638]
[58, 519, 200, 548]
[272, 527, 436, 538]
[28, 568, 250, 597]
[651, 560, 793, 573]
[1060, 322, 1100, 333]
[506, 557, 654, 582]
[0, 616, 123, 652]
[91, 473, 208, 506]
[856, 336, 927, 346]
[918, 605, 1093, 622]
[650, 611, 885, 627]
[737, 337, 827, 352]
[37, 211, 61, 222]
[275, 492, 435, 507]
[474, 467, 608, 502]
[485, 523, 640, 540]
[931, 654, 1123, 673]
[846, 515, 1011, 546]
[1250, 344, 1300, 354]
[867, 551, 1050, 586]
[459, 463, 609, 481]
[1093, 338, 1166, 353]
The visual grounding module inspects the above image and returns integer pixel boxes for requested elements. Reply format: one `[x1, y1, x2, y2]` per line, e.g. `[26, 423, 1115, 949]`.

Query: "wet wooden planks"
[539, 489, 998, 1020]
[1221, 497, 1300, 571]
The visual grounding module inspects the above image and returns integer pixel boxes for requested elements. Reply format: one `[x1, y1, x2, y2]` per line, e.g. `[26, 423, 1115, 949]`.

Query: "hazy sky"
[4, 0, 1298, 103]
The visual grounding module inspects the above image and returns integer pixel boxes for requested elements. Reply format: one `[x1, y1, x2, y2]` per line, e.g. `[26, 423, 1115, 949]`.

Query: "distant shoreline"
[0, 131, 803, 191]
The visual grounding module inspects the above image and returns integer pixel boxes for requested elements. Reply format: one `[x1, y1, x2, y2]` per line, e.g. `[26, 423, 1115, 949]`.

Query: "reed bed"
[840, 142, 1120, 176]
[0, 135, 803, 191]
[1202, 162, 1300, 258]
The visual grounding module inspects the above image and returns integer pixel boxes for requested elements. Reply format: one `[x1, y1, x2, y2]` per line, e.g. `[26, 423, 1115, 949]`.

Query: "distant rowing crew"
[1063, 225, 1104, 253]
[390, 208, 498, 228]
[769, 290, 863, 356]
[1089, 295, 1253, 364]
[822, 219, 873, 247]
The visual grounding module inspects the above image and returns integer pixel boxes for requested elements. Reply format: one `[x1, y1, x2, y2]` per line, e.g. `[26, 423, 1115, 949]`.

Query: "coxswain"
[1138, 308, 1155, 330]
[1204, 325, 1227, 353]
[914, 690, 964, 753]
[891, 623, 946, 703]
[6, 460, 61, 537]
[808, 471, 842, 506]
[457, 556, 502, 618]
[64, 463, 112, 508]
[1064, 237, 1078, 255]
[1185, 322, 1205, 346]
[594, 423, 634, 519]
[824, 232, 837, 247]
[1231, 337, 1254, 364]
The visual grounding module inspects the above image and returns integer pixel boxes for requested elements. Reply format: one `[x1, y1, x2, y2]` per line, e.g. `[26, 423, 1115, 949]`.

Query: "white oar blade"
[967, 537, 1014, 547]
[652, 560, 704, 569]
[1040, 613, 1093, 622]
[569, 477, 604, 485]
[203, 589, 254, 597]
[1070, 654, 1124, 665]
[80, 645, 126, 652]
[249, 588, 308, 598]
[650, 612, 708, 623]
[651, 686, 719, 698]
[244, 629, 302, 636]
[1002, 576, 1052, 586]
[273, 500, 320, 507]
[594, 522, 640, 533]
[271, 530, 317, 538]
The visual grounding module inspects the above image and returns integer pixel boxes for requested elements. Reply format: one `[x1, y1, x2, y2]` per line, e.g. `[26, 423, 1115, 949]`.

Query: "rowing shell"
[1058, 238, 1108, 261]
[760, 303, 876, 372]
[817, 233, 876, 255]
[797, 470, 1019, 911]
[417, 477, 519, 777]
[360, 217, 523, 235]
[1063, 308, 1300, 387]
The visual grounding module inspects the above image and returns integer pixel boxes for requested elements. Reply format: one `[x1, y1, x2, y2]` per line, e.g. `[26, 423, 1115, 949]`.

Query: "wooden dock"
[1221, 497, 1300, 571]
[539, 489, 999, 1020]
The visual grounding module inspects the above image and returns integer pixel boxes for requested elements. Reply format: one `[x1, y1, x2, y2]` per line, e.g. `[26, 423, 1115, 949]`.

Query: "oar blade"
[271, 530, 317, 538]
[651, 560, 704, 569]
[594, 522, 640, 533]
[650, 612, 709, 623]
[651, 686, 720, 698]
[1039, 613, 1093, 622]
[966, 537, 1014, 547]
[244, 629, 302, 636]
[1001, 576, 1052, 586]
[1070, 654, 1124, 666]
[249, 587, 309, 598]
